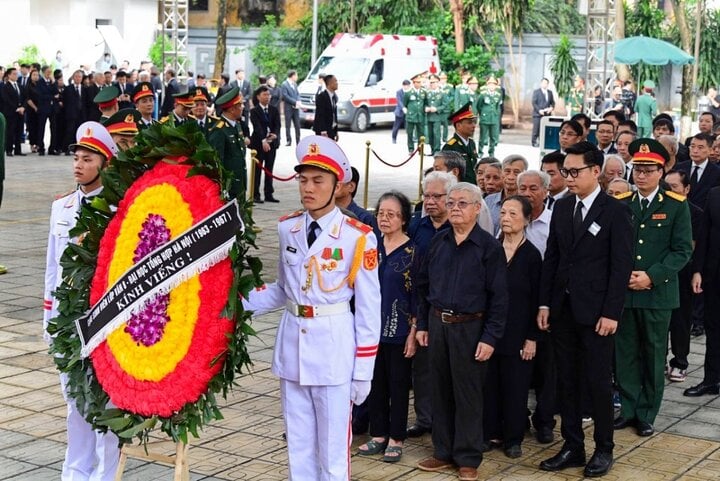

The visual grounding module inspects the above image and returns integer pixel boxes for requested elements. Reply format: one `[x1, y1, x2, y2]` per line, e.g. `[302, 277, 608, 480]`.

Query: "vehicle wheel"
[351, 108, 369, 132]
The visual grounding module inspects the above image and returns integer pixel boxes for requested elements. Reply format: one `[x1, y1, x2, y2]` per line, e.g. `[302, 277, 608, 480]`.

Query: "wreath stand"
[114, 441, 189, 481]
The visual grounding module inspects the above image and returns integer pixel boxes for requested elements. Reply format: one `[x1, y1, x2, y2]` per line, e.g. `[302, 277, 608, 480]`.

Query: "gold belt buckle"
[298, 305, 315, 318]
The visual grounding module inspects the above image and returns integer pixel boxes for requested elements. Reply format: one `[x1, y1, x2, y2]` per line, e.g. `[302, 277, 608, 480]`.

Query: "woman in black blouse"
[483, 195, 542, 458]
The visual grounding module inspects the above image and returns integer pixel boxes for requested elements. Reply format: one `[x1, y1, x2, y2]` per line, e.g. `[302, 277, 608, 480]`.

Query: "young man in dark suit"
[538, 141, 634, 478]
[1, 68, 25, 156]
[313, 74, 338, 141]
[250, 85, 281, 203]
[62, 70, 87, 155]
[280, 70, 301, 146]
[677, 133, 720, 208]
[531, 78, 555, 147]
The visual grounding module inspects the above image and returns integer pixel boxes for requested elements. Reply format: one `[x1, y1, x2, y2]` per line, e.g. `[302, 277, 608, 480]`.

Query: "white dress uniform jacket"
[244, 207, 381, 385]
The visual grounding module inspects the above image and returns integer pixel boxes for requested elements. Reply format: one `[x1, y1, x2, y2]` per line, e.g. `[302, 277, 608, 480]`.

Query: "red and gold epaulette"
[279, 210, 304, 222]
[55, 189, 75, 200]
[345, 217, 372, 234]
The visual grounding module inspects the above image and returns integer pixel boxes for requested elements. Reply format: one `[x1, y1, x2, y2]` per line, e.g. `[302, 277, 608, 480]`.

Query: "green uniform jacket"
[454, 86, 476, 111]
[565, 89, 584, 115]
[440, 84, 454, 115]
[442, 133, 478, 184]
[476, 89, 502, 125]
[618, 190, 692, 309]
[208, 118, 247, 198]
[403, 89, 426, 123]
[425, 89, 447, 122]
[634, 93, 657, 130]
[188, 115, 219, 138]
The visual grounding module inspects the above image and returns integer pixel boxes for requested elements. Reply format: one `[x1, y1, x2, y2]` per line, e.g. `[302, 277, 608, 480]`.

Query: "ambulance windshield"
[308, 57, 370, 83]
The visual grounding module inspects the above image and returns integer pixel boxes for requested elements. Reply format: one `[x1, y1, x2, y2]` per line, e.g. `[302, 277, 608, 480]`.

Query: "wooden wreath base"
[114, 441, 189, 481]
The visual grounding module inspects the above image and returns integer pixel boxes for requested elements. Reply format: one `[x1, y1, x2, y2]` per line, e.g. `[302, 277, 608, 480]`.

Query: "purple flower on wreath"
[125, 214, 172, 346]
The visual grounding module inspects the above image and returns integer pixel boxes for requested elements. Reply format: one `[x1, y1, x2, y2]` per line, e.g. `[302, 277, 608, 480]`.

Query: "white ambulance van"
[298, 33, 441, 132]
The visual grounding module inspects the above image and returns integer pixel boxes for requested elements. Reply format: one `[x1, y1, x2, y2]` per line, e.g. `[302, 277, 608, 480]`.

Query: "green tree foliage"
[249, 16, 310, 81]
[523, 0, 585, 35]
[697, 9, 720, 92]
[549, 34, 579, 99]
[16, 44, 47, 66]
[625, 0, 667, 85]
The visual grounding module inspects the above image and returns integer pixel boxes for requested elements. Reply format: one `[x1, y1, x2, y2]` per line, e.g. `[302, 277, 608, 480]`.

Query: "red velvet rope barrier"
[253, 159, 298, 182]
[370, 146, 419, 168]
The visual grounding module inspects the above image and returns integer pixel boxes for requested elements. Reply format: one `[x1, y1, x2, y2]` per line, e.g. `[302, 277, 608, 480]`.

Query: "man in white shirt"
[540, 151, 569, 209]
[518, 170, 552, 258]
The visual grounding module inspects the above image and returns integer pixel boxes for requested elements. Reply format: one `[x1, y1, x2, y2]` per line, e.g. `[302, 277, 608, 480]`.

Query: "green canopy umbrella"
[612, 36, 694, 66]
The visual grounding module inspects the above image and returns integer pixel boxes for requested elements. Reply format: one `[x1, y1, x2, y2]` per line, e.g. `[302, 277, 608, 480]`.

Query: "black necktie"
[13, 82, 19, 96]
[573, 200, 584, 235]
[307, 221, 319, 247]
[546, 196, 555, 210]
[641, 198, 649, 213]
[690, 165, 699, 186]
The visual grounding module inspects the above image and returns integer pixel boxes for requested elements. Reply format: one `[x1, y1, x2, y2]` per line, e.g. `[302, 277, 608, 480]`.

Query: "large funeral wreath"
[47, 121, 262, 444]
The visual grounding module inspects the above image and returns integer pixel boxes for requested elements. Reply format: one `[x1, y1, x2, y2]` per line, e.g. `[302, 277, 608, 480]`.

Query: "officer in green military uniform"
[614, 138, 692, 437]
[476, 76, 502, 157]
[208, 86, 248, 198]
[93, 85, 120, 122]
[190, 86, 219, 138]
[634, 80, 657, 139]
[132, 81, 156, 130]
[438, 72, 454, 142]
[441, 102, 478, 184]
[159, 91, 194, 125]
[454, 75, 477, 116]
[424, 74, 447, 154]
[565, 75, 585, 116]
[102, 108, 141, 152]
[403, 74, 426, 154]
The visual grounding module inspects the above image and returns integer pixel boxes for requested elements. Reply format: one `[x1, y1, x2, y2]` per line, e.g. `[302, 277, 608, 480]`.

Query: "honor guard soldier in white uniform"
[43, 121, 120, 481]
[243, 135, 381, 480]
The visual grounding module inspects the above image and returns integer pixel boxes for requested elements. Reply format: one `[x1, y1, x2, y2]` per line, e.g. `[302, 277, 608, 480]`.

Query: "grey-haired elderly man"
[415, 182, 508, 481]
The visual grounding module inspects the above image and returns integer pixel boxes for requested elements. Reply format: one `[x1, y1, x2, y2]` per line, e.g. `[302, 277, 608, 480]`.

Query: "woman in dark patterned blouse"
[358, 191, 417, 463]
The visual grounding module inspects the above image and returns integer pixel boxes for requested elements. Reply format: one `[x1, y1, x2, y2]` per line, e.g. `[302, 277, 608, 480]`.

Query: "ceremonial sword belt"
[286, 300, 351, 318]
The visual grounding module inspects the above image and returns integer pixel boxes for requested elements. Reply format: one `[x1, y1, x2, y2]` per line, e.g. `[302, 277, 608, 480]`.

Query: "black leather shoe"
[683, 382, 720, 397]
[253, 196, 264, 204]
[406, 424, 430, 438]
[539, 447, 586, 471]
[536, 427, 554, 444]
[504, 444, 522, 459]
[613, 416, 636, 430]
[265, 196, 280, 203]
[584, 451, 613, 477]
[285, 142, 292, 146]
[636, 421, 654, 437]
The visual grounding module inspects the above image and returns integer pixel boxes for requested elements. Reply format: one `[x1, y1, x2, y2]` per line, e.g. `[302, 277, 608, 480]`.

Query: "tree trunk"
[214, 0, 228, 79]
[449, 0, 464, 53]
[615, 0, 631, 81]
[669, 0, 693, 141]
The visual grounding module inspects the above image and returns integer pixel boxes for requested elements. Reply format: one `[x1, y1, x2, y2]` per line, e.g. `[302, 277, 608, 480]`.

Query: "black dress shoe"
[5, 152, 13, 157]
[613, 416, 636, 430]
[265, 196, 280, 203]
[536, 426, 554, 444]
[504, 444, 522, 459]
[285, 142, 292, 146]
[406, 424, 430, 438]
[539, 447, 586, 471]
[15, 152, 26, 156]
[636, 421, 654, 437]
[584, 451, 613, 477]
[684, 381, 720, 397]
[253, 196, 264, 204]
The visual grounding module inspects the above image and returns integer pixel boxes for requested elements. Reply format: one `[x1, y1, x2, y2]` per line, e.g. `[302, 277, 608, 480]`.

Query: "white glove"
[350, 380, 372, 405]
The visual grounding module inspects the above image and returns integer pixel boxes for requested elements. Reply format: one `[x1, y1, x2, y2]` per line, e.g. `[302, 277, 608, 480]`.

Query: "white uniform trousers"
[280, 379, 352, 481]
[59, 373, 120, 481]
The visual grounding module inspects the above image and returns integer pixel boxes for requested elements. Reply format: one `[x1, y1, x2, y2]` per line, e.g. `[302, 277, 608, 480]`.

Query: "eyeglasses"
[559, 130, 580, 137]
[422, 193, 446, 201]
[559, 165, 593, 178]
[446, 200, 478, 210]
[377, 210, 401, 220]
[633, 167, 661, 176]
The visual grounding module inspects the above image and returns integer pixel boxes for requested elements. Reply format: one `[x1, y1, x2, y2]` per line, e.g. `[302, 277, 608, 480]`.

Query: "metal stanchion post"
[364, 140, 371, 209]
[417, 136, 426, 202]
[248, 149, 262, 233]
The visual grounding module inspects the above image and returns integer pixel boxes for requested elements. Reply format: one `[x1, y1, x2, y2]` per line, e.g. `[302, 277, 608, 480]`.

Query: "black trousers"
[484, 352, 534, 447]
[411, 345, 432, 428]
[531, 116, 542, 144]
[552, 301, 615, 453]
[50, 111, 65, 153]
[368, 342, 412, 441]
[669, 265, 693, 370]
[429, 312, 487, 468]
[27, 109, 38, 147]
[283, 106, 300, 145]
[702, 280, 720, 384]
[5, 112, 22, 154]
[391, 115, 404, 142]
[35, 110, 49, 153]
[64, 118, 81, 153]
[531, 334, 558, 430]
[253, 147, 277, 197]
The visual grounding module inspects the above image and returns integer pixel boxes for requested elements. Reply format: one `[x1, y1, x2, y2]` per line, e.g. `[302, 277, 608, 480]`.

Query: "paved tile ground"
[1, 127, 720, 480]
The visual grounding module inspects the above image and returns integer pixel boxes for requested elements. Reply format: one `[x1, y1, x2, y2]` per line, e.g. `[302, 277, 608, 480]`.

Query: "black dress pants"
[702, 281, 720, 384]
[484, 352, 534, 447]
[368, 342, 412, 441]
[669, 265, 693, 370]
[531, 333, 557, 430]
[253, 147, 277, 198]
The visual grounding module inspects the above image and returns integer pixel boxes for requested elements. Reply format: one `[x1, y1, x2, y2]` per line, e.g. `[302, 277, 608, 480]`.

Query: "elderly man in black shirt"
[415, 182, 508, 481]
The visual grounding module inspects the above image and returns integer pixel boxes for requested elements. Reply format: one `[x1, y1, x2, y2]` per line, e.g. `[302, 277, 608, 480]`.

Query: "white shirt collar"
[576, 184, 602, 213]
[553, 187, 569, 200]
[306, 207, 339, 233]
[640, 186, 660, 206]
[693, 159, 708, 171]
[221, 115, 236, 127]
